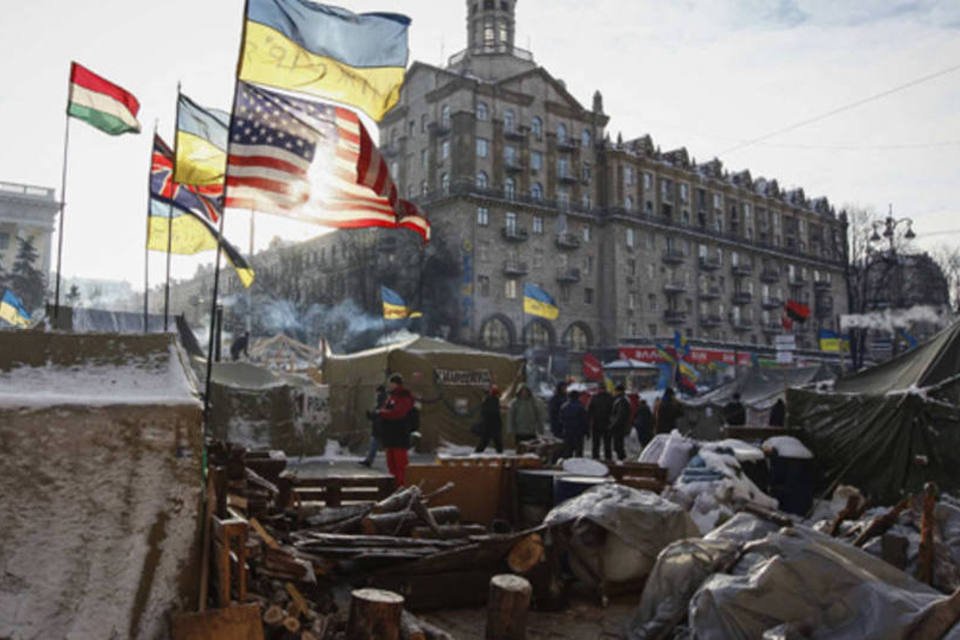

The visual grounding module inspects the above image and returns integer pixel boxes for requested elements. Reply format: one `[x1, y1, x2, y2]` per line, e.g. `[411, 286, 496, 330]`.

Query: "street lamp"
[870, 204, 916, 252]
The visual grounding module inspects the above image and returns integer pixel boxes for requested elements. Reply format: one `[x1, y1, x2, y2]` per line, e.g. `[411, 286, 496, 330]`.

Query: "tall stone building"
[0, 181, 57, 277]
[173, 0, 849, 364]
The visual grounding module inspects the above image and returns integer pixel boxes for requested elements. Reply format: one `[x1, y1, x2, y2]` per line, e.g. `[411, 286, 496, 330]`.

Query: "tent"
[789, 321, 960, 503]
[248, 333, 323, 373]
[684, 364, 834, 438]
[323, 336, 526, 451]
[0, 332, 203, 639]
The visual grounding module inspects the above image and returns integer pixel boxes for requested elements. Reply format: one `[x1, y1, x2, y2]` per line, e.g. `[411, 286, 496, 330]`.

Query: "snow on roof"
[0, 342, 199, 409]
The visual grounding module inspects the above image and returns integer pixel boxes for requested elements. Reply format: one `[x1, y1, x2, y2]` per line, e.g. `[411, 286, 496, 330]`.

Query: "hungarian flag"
[785, 300, 810, 324]
[68, 62, 141, 136]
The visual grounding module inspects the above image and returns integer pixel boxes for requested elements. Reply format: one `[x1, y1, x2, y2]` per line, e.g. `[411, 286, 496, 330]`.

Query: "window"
[626, 228, 636, 248]
[645, 200, 654, 214]
[731, 251, 739, 266]
[531, 183, 543, 201]
[628, 293, 637, 310]
[531, 116, 543, 139]
[481, 316, 509, 348]
[582, 193, 592, 209]
[582, 129, 592, 148]
[557, 189, 569, 210]
[504, 108, 515, 132]
[440, 104, 451, 129]
[643, 172, 653, 189]
[476, 171, 488, 189]
[441, 140, 450, 160]
[478, 241, 491, 262]
[582, 226, 591, 242]
[558, 157, 569, 178]
[420, 114, 427, 133]
[504, 177, 516, 200]
[504, 145, 517, 164]
[557, 123, 567, 143]
[680, 183, 689, 203]
[628, 259, 637, 276]
[584, 288, 594, 304]
[625, 196, 634, 210]
[583, 255, 594, 274]
[532, 215, 544, 234]
[505, 279, 518, 299]
[625, 166, 635, 186]
[478, 275, 491, 297]
[408, 120, 415, 136]
[530, 151, 542, 171]
[476, 101, 488, 121]
[477, 138, 489, 157]
[420, 149, 428, 169]
[441, 172, 449, 193]
[389, 162, 398, 180]
[498, 19, 508, 45]
[505, 211, 518, 233]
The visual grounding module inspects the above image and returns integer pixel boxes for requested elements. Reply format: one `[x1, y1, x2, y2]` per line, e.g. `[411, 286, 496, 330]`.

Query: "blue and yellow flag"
[382, 286, 414, 320]
[0, 290, 31, 328]
[523, 283, 559, 320]
[673, 330, 691, 357]
[818, 329, 850, 353]
[175, 93, 229, 188]
[240, 0, 411, 121]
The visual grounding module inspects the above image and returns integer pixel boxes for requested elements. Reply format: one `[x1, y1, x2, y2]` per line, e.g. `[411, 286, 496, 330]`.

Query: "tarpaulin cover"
[544, 483, 699, 559]
[689, 526, 952, 640]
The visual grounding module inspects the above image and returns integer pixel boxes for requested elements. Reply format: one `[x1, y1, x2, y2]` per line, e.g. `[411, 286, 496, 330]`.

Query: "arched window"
[476, 101, 488, 121]
[525, 321, 552, 348]
[564, 324, 591, 352]
[581, 128, 592, 148]
[531, 116, 543, 139]
[476, 171, 488, 189]
[557, 123, 567, 143]
[440, 104, 451, 129]
[504, 177, 516, 200]
[531, 182, 543, 201]
[441, 173, 450, 194]
[504, 108, 515, 132]
[481, 317, 511, 350]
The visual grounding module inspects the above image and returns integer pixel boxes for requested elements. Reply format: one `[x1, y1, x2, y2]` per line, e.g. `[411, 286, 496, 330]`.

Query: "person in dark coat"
[608, 384, 631, 461]
[559, 389, 588, 458]
[769, 398, 786, 427]
[377, 374, 415, 486]
[723, 392, 747, 426]
[548, 381, 568, 438]
[475, 385, 504, 453]
[633, 398, 654, 446]
[588, 386, 615, 460]
[360, 385, 387, 467]
[655, 387, 683, 434]
[229, 331, 250, 361]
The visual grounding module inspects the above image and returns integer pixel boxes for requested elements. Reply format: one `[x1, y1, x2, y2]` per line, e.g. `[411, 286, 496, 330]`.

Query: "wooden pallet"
[283, 474, 396, 507]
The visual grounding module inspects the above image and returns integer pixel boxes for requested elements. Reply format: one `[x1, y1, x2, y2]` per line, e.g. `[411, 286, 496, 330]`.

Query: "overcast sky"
[1, 0, 958, 288]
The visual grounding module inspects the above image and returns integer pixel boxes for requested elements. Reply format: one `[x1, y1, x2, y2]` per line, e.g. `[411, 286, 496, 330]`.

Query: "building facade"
[0, 181, 58, 277]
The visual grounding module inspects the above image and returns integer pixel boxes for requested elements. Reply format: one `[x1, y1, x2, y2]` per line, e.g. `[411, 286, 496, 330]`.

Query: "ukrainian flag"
[382, 286, 411, 320]
[819, 329, 851, 353]
[523, 283, 559, 320]
[0, 290, 31, 328]
[240, 0, 411, 121]
[175, 94, 229, 188]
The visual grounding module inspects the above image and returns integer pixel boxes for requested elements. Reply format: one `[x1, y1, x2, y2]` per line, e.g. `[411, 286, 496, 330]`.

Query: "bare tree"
[930, 244, 960, 312]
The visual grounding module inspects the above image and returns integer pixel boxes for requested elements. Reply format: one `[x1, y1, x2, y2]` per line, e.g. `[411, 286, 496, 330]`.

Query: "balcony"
[763, 322, 782, 335]
[731, 318, 754, 332]
[760, 268, 781, 283]
[503, 260, 529, 276]
[662, 249, 685, 265]
[732, 263, 753, 277]
[504, 158, 525, 173]
[733, 291, 753, 305]
[762, 297, 784, 310]
[556, 267, 582, 284]
[557, 172, 578, 185]
[556, 232, 582, 251]
[698, 256, 721, 271]
[700, 314, 723, 328]
[814, 278, 832, 291]
[698, 286, 720, 300]
[556, 137, 578, 152]
[503, 127, 527, 142]
[501, 225, 529, 242]
[664, 282, 687, 295]
[664, 310, 687, 325]
[789, 274, 807, 286]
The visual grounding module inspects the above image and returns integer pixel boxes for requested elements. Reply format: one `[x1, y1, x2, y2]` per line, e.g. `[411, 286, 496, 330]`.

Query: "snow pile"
[762, 435, 813, 459]
[0, 343, 199, 408]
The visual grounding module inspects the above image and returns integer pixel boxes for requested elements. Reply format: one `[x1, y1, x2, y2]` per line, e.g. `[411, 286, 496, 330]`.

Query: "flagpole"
[144, 120, 158, 333]
[164, 82, 182, 332]
[246, 209, 254, 334]
[53, 68, 73, 326]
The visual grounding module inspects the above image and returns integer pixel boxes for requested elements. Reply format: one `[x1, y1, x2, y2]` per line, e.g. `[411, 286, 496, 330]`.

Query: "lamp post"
[864, 204, 917, 357]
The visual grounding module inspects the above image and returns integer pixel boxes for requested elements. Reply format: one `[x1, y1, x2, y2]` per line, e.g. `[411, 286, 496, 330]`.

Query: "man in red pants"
[376, 373, 415, 486]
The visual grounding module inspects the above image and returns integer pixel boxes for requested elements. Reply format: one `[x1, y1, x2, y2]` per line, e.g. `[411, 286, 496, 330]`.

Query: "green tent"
[323, 336, 525, 451]
[788, 321, 960, 503]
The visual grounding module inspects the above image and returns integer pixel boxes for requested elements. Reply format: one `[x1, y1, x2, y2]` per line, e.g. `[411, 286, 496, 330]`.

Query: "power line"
[716, 62, 960, 156]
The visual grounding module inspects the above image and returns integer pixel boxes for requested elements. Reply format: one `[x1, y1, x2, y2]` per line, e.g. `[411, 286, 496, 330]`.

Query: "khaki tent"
[789, 321, 960, 503]
[0, 332, 203, 639]
[324, 336, 525, 451]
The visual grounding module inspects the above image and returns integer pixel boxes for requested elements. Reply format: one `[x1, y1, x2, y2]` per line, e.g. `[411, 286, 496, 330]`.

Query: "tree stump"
[485, 574, 532, 640]
[507, 534, 545, 574]
[347, 588, 405, 640]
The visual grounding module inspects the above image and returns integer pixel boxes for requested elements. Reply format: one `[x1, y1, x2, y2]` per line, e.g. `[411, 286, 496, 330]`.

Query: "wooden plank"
[172, 603, 264, 640]
[249, 517, 280, 550]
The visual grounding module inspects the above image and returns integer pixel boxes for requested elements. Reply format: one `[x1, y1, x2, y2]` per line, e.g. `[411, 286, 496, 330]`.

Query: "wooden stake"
[853, 497, 911, 547]
[485, 574, 532, 640]
[347, 588, 405, 640]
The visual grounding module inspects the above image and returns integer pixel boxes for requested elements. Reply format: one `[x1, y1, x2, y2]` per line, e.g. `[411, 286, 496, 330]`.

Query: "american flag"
[225, 82, 429, 241]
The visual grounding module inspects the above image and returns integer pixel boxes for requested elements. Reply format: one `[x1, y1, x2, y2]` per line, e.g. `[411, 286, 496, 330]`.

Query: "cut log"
[374, 486, 423, 514]
[347, 588, 405, 640]
[422, 481, 455, 503]
[853, 498, 911, 547]
[485, 574, 532, 640]
[264, 604, 286, 630]
[400, 610, 427, 640]
[507, 534, 545, 574]
[361, 506, 461, 536]
[282, 616, 301, 634]
[410, 525, 487, 540]
[917, 482, 938, 585]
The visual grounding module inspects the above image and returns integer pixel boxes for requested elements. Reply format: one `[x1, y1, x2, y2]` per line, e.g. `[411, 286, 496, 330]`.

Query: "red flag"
[785, 300, 810, 323]
[582, 353, 603, 382]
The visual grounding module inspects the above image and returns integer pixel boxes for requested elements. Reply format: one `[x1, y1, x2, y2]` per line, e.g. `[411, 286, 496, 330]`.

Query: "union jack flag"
[225, 82, 429, 242]
[151, 135, 222, 223]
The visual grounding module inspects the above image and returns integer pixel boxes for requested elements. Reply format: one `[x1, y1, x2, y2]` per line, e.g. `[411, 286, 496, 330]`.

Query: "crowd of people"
[362, 374, 788, 486]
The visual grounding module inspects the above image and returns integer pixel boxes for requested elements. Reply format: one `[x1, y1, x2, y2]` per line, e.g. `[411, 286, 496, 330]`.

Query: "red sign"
[582, 353, 604, 382]
[619, 346, 751, 367]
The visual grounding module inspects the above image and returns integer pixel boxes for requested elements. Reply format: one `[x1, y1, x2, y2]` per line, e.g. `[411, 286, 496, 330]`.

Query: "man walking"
[609, 383, 631, 461]
[508, 384, 544, 447]
[548, 381, 568, 439]
[377, 374, 415, 486]
[559, 389, 588, 458]
[588, 385, 614, 460]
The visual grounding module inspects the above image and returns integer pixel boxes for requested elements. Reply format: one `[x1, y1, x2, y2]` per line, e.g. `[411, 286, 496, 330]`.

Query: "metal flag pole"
[143, 119, 159, 333]
[246, 209, 255, 334]
[164, 82, 182, 332]
[53, 67, 74, 326]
